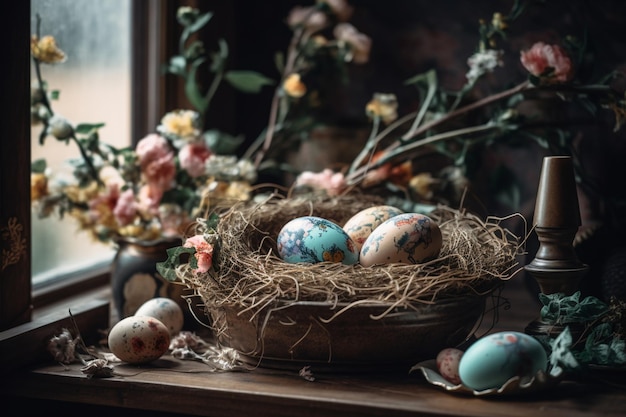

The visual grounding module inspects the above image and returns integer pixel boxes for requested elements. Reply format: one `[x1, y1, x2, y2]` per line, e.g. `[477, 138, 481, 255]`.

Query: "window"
[30, 0, 132, 289]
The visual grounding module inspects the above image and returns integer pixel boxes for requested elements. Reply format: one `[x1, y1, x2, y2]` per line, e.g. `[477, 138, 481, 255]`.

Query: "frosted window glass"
[31, 0, 131, 287]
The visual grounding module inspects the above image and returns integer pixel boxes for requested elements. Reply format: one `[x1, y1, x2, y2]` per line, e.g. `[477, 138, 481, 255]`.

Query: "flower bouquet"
[30, 7, 270, 244]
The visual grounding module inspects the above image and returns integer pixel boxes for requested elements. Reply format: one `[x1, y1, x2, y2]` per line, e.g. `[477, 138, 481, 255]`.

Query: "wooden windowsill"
[0, 284, 111, 374]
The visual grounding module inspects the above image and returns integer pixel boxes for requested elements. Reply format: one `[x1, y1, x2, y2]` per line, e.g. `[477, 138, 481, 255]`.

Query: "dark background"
[175, 0, 626, 302]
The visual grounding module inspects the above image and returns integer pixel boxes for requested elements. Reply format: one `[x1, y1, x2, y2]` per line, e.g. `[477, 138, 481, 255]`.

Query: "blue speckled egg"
[277, 216, 359, 265]
[458, 331, 548, 391]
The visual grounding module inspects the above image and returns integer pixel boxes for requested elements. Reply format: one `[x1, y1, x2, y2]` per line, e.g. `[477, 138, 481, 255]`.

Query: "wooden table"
[4, 279, 626, 417]
[6, 355, 626, 417]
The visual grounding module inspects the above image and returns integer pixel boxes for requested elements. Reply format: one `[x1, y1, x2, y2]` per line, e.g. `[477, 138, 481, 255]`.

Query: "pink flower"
[113, 188, 137, 226]
[179, 142, 211, 178]
[319, 0, 354, 22]
[137, 184, 162, 217]
[287, 6, 328, 33]
[333, 23, 372, 64]
[135, 133, 176, 192]
[88, 184, 120, 221]
[295, 168, 347, 196]
[520, 42, 573, 84]
[184, 235, 214, 273]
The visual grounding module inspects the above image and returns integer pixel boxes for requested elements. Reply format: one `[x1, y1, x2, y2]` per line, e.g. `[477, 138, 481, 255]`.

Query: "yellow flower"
[312, 35, 328, 47]
[283, 73, 307, 98]
[63, 181, 99, 203]
[158, 109, 201, 140]
[365, 93, 398, 125]
[30, 35, 66, 64]
[31, 173, 49, 201]
[492, 12, 508, 31]
[204, 180, 252, 202]
[409, 173, 439, 201]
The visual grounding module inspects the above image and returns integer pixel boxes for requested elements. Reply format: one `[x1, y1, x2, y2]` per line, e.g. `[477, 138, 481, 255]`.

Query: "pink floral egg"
[342, 205, 404, 251]
[359, 213, 442, 267]
[436, 348, 464, 385]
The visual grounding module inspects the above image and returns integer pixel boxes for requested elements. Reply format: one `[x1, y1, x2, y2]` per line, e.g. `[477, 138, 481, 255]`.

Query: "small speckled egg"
[436, 348, 464, 385]
[359, 213, 442, 267]
[135, 297, 184, 335]
[277, 216, 359, 265]
[108, 315, 171, 364]
[342, 205, 404, 251]
[458, 331, 548, 391]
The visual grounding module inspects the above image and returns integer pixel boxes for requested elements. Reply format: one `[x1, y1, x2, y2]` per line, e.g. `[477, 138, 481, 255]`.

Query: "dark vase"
[110, 236, 184, 321]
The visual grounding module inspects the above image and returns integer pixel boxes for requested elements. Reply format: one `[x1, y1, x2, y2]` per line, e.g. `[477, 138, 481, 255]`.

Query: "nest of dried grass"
[177, 192, 524, 324]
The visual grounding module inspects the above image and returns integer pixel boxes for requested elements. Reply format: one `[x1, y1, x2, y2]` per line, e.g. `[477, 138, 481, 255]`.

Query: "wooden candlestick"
[524, 156, 588, 336]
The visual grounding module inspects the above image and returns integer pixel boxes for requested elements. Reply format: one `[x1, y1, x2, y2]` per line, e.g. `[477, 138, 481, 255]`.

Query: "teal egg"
[277, 216, 359, 265]
[458, 331, 548, 391]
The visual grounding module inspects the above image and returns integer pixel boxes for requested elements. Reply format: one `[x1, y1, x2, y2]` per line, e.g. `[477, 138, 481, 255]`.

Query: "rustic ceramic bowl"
[210, 296, 487, 372]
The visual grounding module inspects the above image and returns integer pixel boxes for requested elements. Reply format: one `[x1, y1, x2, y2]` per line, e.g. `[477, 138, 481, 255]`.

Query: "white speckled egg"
[359, 213, 442, 267]
[342, 205, 404, 251]
[436, 348, 464, 385]
[135, 297, 184, 335]
[277, 216, 359, 265]
[108, 315, 171, 364]
[458, 331, 548, 391]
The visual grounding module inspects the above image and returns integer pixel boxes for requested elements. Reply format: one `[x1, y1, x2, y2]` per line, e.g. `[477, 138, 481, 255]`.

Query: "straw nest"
[176, 192, 524, 324]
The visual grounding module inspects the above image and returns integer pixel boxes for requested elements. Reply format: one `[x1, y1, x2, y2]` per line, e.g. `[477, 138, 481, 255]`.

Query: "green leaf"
[209, 39, 229, 73]
[31, 159, 47, 173]
[540, 291, 610, 326]
[274, 51, 285, 74]
[185, 59, 210, 115]
[38, 126, 48, 145]
[179, 11, 213, 47]
[156, 246, 197, 282]
[200, 212, 220, 232]
[549, 327, 580, 374]
[204, 129, 245, 155]
[224, 70, 275, 93]
[404, 69, 438, 87]
[187, 11, 213, 34]
[75, 123, 105, 134]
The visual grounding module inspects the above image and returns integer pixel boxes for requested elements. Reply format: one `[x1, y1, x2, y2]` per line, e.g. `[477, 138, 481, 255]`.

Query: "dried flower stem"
[347, 79, 621, 186]
[346, 80, 532, 184]
[252, 5, 325, 169]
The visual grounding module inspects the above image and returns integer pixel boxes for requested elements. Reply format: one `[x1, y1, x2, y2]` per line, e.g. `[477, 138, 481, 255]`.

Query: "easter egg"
[277, 216, 359, 265]
[458, 331, 548, 391]
[436, 348, 464, 385]
[135, 297, 184, 336]
[342, 205, 404, 251]
[359, 213, 442, 267]
[108, 315, 171, 364]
